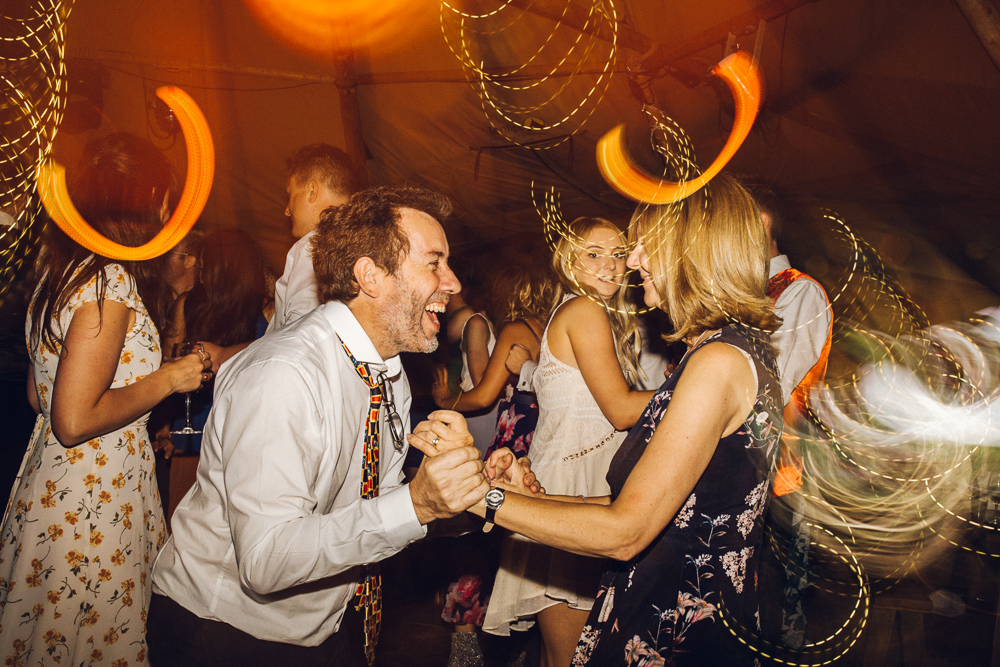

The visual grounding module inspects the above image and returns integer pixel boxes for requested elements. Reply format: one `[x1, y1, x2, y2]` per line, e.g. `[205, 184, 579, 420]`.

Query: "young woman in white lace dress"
[483, 217, 655, 667]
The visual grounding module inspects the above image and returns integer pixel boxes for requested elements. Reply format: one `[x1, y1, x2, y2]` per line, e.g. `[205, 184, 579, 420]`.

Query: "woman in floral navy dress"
[450, 174, 783, 666]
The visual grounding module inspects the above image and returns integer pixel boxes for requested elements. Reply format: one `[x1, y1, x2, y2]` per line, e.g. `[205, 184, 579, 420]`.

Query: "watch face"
[485, 487, 505, 507]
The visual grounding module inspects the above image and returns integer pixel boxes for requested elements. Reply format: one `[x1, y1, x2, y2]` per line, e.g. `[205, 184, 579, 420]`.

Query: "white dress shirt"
[267, 231, 320, 334]
[769, 255, 832, 405]
[152, 301, 426, 646]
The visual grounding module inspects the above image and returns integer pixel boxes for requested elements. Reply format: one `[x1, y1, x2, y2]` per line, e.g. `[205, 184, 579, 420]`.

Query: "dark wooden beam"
[499, 0, 652, 54]
[639, 0, 822, 72]
[952, 0, 1000, 76]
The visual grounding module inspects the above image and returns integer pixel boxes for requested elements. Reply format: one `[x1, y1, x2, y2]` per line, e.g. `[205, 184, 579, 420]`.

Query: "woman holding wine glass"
[0, 133, 212, 667]
[159, 230, 273, 455]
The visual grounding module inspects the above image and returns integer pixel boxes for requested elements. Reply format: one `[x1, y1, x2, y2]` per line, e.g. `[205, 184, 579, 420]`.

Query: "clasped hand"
[406, 410, 488, 524]
[485, 448, 544, 496]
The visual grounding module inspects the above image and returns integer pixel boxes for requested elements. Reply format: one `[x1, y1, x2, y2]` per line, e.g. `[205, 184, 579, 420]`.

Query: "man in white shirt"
[269, 143, 360, 333]
[760, 196, 832, 408]
[754, 185, 832, 650]
[148, 186, 488, 667]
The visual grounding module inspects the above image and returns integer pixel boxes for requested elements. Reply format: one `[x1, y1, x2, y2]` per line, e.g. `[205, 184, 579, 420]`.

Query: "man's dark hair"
[311, 186, 452, 303]
[743, 180, 782, 241]
[286, 143, 360, 197]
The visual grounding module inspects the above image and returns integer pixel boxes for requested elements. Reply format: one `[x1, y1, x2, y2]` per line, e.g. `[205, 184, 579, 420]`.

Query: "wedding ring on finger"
[432, 436, 440, 448]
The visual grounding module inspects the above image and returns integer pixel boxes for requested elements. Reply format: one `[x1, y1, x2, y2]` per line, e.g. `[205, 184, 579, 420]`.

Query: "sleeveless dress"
[1, 263, 168, 667]
[572, 324, 782, 666]
[484, 295, 627, 636]
[440, 321, 542, 627]
[485, 319, 542, 460]
[460, 312, 500, 457]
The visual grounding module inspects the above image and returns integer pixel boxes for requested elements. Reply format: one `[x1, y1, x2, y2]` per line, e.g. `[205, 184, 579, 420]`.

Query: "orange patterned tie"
[340, 337, 383, 667]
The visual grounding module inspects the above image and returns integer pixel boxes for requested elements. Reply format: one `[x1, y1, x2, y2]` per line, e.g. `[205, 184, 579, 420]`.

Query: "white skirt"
[482, 532, 607, 636]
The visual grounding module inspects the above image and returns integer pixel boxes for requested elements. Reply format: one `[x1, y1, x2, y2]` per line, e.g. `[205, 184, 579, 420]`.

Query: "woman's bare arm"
[470, 343, 756, 560]
[26, 367, 39, 414]
[550, 297, 653, 430]
[435, 321, 539, 412]
[462, 314, 492, 385]
[50, 299, 210, 446]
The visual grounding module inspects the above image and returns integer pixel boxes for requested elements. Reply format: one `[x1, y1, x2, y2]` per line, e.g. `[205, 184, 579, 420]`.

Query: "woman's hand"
[431, 366, 454, 408]
[485, 448, 543, 495]
[505, 344, 532, 375]
[162, 346, 213, 394]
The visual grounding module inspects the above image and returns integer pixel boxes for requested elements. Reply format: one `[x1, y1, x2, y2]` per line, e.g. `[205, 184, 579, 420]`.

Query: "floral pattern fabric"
[484, 380, 538, 461]
[572, 325, 782, 666]
[1, 263, 167, 667]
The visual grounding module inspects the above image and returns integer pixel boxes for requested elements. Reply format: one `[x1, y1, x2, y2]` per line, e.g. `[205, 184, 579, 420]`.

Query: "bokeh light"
[243, 0, 437, 59]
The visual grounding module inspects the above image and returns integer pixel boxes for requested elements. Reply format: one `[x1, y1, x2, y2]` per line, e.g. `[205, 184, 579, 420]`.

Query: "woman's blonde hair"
[551, 216, 641, 385]
[630, 173, 780, 343]
[489, 264, 558, 328]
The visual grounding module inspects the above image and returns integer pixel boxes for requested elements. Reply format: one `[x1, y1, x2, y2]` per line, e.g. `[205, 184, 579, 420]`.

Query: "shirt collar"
[319, 301, 403, 378]
[769, 254, 791, 278]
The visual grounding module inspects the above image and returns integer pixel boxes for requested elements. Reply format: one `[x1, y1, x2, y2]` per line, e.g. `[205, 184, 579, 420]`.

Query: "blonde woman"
[468, 175, 783, 666]
[483, 218, 654, 667]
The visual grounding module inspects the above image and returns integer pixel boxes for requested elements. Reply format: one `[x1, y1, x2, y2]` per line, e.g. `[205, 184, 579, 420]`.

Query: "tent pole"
[952, 0, 1000, 76]
[333, 49, 370, 188]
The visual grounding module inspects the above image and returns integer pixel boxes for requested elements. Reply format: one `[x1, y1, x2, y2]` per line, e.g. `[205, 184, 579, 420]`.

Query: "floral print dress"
[573, 324, 782, 667]
[0, 263, 168, 667]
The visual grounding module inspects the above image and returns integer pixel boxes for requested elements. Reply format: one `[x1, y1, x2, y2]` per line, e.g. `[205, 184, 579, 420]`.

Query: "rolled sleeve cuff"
[516, 360, 538, 392]
[376, 484, 427, 547]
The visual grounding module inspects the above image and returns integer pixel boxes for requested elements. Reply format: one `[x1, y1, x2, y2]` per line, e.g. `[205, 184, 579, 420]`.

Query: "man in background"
[269, 143, 360, 333]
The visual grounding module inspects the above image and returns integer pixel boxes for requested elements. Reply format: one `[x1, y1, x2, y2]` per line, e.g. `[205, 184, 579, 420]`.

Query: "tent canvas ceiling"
[45, 0, 1000, 323]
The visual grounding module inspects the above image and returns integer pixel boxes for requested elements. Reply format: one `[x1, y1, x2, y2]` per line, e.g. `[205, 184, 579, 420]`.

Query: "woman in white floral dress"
[0, 133, 210, 667]
[468, 174, 783, 666]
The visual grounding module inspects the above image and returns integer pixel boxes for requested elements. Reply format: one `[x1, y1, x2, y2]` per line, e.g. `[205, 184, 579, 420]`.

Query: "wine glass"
[170, 341, 205, 436]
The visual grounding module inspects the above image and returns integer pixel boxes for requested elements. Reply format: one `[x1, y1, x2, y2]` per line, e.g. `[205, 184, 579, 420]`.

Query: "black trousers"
[147, 593, 365, 667]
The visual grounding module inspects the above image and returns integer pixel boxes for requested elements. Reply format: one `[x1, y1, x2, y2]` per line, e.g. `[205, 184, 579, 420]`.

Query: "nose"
[440, 265, 461, 295]
[626, 242, 644, 270]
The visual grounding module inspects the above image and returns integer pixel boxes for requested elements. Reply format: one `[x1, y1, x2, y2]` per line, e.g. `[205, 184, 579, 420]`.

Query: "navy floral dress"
[572, 324, 782, 666]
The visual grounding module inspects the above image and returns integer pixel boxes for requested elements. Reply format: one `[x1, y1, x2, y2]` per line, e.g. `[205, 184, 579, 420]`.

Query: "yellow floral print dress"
[0, 263, 167, 667]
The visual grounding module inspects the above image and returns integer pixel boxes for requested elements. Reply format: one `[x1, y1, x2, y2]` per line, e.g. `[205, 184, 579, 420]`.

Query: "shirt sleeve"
[217, 360, 425, 595]
[770, 278, 832, 405]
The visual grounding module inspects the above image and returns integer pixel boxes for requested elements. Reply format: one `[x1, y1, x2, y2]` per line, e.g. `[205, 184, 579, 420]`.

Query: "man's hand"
[407, 441, 488, 524]
[408, 410, 474, 454]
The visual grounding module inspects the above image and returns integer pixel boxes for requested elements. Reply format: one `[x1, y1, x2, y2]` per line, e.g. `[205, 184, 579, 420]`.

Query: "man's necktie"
[340, 337, 383, 667]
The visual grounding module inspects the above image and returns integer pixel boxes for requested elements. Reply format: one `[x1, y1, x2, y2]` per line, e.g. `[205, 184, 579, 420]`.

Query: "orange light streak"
[37, 86, 214, 260]
[596, 51, 762, 203]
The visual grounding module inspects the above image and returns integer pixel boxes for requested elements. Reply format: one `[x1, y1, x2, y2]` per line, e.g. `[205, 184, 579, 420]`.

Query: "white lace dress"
[483, 295, 626, 635]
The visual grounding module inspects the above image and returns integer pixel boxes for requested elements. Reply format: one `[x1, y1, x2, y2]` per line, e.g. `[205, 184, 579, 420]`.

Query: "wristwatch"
[483, 487, 505, 533]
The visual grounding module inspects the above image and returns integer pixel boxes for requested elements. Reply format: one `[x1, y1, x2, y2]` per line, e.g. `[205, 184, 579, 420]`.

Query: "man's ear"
[183, 255, 197, 270]
[354, 257, 384, 298]
[306, 179, 319, 203]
